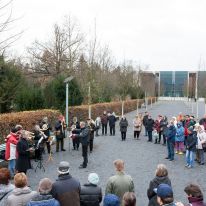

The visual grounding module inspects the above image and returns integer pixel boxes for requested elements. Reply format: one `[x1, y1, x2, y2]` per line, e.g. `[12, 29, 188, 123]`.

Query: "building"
[140, 71, 206, 98]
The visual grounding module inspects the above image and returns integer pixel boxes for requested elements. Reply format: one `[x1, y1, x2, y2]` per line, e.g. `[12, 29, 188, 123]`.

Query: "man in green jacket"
[105, 159, 135, 205]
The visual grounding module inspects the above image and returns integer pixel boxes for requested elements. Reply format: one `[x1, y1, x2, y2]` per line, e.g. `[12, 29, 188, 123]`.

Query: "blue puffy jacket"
[27, 194, 60, 206]
[175, 125, 185, 142]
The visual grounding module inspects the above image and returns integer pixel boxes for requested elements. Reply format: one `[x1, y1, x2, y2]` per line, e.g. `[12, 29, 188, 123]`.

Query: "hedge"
[0, 97, 156, 143]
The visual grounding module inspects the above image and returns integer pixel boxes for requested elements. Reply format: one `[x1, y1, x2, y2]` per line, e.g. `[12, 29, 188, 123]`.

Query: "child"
[153, 129, 158, 144]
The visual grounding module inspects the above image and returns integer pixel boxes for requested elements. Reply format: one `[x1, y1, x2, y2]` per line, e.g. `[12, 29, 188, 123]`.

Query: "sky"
[7, 0, 206, 70]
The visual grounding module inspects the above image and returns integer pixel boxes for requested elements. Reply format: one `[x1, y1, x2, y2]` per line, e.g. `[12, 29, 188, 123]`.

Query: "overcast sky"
[10, 0, 206, 70]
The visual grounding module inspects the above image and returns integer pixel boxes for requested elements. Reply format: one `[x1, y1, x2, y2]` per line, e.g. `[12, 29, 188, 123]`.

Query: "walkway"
[27, 100, 206, 205]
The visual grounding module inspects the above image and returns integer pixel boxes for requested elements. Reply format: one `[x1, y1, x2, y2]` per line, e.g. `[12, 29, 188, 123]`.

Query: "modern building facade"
[140, 70, 206, 98]
[159, 71, 188, 97]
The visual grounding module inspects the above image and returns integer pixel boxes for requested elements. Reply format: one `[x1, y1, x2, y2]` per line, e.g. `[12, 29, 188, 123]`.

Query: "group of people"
[1, 159, 205, 206]
[142, 112, 206, 168]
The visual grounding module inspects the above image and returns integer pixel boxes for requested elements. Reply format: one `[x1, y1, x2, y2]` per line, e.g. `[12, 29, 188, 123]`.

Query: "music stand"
[35, 156, 45, 172]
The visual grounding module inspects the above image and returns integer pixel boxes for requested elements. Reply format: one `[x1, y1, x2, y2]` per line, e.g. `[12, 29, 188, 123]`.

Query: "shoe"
[187, 165, 193, 169]
[79, 165, 86, 169]
[169, 159, 174, 161]
[165, 157, 169, 159]
[72, 148, 76, 150]
[185, 164, 189, 167]
[61, 149, 66, 151]
[154, 142, 157, 144]
[157, 142, 160, 144]
[200, 163, 204, 165]
[178, 152, 183, 155]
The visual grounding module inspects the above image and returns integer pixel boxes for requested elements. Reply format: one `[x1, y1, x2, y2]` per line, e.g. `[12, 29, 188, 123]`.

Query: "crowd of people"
[0, 159, 206, 206]
[140, 112, 206, 168]
[1, 109, 206, 205]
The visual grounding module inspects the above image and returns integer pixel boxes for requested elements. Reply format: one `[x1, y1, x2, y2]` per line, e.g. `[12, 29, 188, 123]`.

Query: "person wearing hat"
[80, 173, 102, 206]
[51, 161, 81, 206]
[103, 194, 120, 206]
[185, 126, 197, 168]
[27, 178, 60, 206]
[155, 184, 175, 206]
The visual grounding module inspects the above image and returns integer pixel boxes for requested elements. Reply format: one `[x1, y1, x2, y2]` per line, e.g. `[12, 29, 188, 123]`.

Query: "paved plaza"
[27, 100, 206, 205]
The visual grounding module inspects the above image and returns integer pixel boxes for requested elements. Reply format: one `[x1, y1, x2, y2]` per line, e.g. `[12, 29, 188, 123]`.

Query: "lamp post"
[195, 72, 198, 119]
[64, 76, 74, 150]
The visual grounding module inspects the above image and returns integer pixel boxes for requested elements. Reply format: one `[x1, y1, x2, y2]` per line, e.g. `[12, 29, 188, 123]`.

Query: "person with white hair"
[196, 125, 206, 165]
[108, 112, 117, 136]
[51, 161, 80, 206]
[72, 122, 90, 168]
[80, 173, 102, 206]
[15, 130, 33, 174]
[27, 178, 60, 206]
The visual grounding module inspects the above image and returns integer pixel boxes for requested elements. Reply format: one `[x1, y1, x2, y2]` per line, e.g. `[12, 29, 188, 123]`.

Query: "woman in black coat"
[16, 131, 32, 174]
[147, 164, 172, 206]
[119, 116, 128, 141]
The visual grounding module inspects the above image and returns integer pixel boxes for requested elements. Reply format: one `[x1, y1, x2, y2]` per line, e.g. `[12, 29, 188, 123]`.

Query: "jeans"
[186, 150, 195, 167]
[167, 141, 175, 160]
[102, 124, 107, 135]
[56, 138, 64, 152]
[144, 127, 148, 136]
[8, 159, 16, 177]
[89, 139, 94, 152]
[82, 145, 88, 167]
[121, 132, 126, 140]
[148, 131, 153, 141]
[110, 125, 115, 135]
[158, 131, 162, 143]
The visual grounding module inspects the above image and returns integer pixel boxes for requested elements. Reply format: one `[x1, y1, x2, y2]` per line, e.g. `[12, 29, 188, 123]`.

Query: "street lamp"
[64, 76, 74, 139]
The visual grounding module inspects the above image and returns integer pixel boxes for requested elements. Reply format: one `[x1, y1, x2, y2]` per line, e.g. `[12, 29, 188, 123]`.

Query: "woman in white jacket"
[196, 125, 206, 165]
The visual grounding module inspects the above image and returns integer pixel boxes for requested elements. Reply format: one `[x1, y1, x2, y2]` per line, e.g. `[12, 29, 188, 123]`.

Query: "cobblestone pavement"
[27, 100, 206, 205]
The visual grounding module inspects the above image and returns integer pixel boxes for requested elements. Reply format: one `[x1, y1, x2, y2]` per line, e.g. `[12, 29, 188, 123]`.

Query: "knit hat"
[104, 194, 120, 206]
[155, 184, 173, 198]
[39, 178, 52, 194]
[58, 161, 70, 174]
[88, 173, 99, 185]
[188, 126, 194, 133]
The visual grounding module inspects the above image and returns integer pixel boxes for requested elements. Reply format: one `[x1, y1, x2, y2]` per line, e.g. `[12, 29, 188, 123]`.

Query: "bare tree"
[0, 0, 23, 54]
[27, 16, 83, 76]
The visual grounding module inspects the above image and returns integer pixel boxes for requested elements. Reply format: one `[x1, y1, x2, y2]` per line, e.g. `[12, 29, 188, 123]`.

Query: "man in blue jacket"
[165, 121, 176, 161]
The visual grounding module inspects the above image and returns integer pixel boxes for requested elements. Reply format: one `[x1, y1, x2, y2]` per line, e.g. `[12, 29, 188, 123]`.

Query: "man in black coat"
[108, 112, 116, 136]
[72, 122, 90, 168]
[146, 115, 154, 142]
[80, 173, 102, 206]
[51, 161, 81, 206]
[143, 112, 149, 136]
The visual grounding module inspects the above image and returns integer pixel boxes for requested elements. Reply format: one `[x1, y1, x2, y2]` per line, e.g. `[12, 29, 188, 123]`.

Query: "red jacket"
[5, 132, 19, 160]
